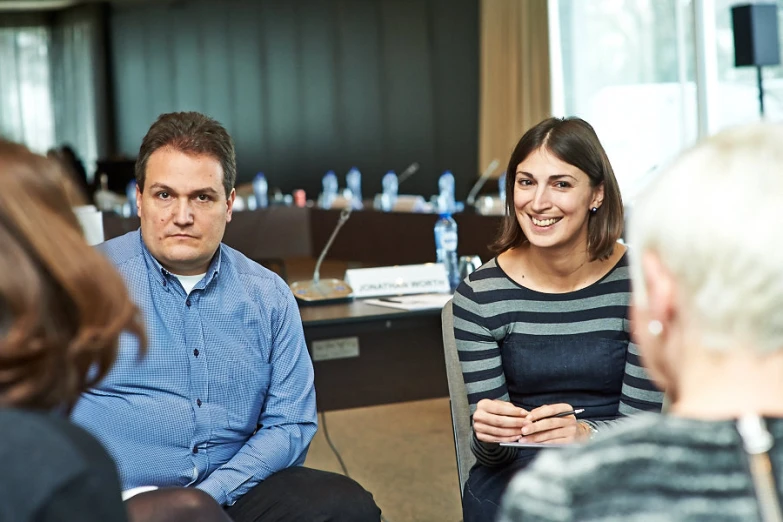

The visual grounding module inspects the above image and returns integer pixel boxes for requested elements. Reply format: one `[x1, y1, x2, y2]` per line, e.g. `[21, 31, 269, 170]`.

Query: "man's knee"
[172, 488, 221, 512]
[254, 467, 381, 521]
[126, 487, 228, 522]
[311, 471, 381, 521]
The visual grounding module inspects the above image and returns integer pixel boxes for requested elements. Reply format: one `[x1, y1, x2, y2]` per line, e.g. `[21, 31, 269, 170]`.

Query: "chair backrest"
[441, 299, 475, 496]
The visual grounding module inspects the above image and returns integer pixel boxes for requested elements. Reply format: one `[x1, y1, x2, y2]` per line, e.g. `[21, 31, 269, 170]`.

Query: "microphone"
[290, 208, 354, 304]
[397, 162, 420, 184]
[466, 159, 500, 205]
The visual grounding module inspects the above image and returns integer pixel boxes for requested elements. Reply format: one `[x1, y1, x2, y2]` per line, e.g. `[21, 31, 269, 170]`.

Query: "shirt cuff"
[195, 478, 228, 507]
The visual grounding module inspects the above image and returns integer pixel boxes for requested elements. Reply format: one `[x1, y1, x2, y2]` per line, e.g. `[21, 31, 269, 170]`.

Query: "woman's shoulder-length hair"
[0, 140, 145, 413]
[491, 117, 624, 261]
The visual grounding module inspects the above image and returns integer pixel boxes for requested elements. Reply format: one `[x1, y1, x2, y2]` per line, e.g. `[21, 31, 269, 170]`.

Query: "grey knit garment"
[499, 413, 783, 522]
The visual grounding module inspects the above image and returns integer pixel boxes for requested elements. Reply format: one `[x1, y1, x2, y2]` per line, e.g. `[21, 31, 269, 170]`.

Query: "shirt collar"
[138, 230, 223, 291]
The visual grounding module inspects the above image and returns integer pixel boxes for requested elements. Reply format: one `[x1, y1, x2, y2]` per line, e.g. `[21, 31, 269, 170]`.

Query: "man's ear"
[225, 188, 236, 223]
[135, 184, 142, 218]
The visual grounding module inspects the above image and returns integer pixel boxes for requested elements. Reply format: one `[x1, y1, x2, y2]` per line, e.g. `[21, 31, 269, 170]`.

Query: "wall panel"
[110, 0, 478, 199]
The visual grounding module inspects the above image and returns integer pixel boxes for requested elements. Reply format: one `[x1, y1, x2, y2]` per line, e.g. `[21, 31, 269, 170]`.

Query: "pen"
[540, 408, 584, 420]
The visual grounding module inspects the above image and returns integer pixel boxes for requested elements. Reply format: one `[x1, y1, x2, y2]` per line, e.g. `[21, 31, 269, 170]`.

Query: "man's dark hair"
[135, 112, 236, 198]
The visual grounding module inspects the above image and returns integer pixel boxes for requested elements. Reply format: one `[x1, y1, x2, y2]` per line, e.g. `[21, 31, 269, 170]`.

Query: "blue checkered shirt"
[71, 230, 317, 506]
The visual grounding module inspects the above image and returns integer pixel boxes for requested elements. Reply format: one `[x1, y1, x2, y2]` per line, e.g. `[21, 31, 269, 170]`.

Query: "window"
[550, 0, 783, 201]
[0, 25, 56, 154]
[710, 0, 783, 130]
[1, 9, 104, 179]
[550, 0, 697, 202]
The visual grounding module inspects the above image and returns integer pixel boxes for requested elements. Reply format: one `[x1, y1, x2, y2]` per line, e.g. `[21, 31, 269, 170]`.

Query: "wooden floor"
[304, 397, 463, 522]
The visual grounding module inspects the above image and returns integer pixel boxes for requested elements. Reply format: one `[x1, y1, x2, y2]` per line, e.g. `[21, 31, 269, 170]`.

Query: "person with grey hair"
[498, 122, 783, 522]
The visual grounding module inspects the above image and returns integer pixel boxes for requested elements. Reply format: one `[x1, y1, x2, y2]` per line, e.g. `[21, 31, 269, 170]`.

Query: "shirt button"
[193, 349, 199, 357]
[192, 445, 198, 454]
[186, 298, 191, 307]
[196, 398, 202, 407]
[162, 279, 167, 287]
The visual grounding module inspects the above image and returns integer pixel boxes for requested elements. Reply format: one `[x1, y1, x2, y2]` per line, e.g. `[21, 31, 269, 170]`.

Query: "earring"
[648, 320, 663, 337]
[590, 207, 598, 214]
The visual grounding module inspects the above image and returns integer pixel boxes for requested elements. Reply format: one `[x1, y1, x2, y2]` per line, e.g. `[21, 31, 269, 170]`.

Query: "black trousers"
[224, 467, 381, 522]
[462, 455, 536, 522]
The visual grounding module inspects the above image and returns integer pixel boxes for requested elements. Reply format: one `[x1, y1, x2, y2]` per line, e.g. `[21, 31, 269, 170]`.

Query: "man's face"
[136, 147, 235, 275]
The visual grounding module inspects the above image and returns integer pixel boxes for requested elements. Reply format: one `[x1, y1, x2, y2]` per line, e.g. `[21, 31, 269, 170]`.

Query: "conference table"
[299, 297, 447, 411]
[263, 256, 451, 412]
[103, 207, 503, 411]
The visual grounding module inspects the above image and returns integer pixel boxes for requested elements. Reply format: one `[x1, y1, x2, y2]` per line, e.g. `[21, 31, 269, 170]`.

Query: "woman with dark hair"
[452, 117, 664, 521]
[499, 122, 783, 522]
[0, 141, 233, 522]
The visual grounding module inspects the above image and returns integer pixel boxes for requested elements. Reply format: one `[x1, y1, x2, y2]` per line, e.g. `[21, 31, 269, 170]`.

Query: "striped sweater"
[452, 253, 663, 467]
[499, 414, 783, 521]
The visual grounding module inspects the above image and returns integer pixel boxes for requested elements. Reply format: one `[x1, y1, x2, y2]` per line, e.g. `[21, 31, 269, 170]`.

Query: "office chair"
[441, 299, 475, 498]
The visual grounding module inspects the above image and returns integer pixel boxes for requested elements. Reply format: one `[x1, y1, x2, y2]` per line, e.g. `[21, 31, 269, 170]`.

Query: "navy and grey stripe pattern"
[452, 253, 663, 467]
[500, 414, 783, 521]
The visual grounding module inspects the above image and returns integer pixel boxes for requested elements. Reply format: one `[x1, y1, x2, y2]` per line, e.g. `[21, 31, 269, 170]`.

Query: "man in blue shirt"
[72, 111, 380, 521]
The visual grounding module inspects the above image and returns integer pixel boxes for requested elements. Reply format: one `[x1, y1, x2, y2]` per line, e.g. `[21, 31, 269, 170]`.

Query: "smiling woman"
[494, 117, 624, 261]
[512, 147, 603, 255]
[452, 117, 664, 522]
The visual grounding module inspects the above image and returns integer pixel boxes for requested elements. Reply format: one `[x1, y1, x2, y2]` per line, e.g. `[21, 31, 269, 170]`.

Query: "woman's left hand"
[519, 403, 591, 444]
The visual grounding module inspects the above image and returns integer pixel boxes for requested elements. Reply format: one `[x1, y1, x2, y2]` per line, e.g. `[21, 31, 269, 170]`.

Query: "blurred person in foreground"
[0, 139, 133, 521]
[499, 122, 783, 521]
[71, 111, 380, 521]
[0, 140, 237, 522]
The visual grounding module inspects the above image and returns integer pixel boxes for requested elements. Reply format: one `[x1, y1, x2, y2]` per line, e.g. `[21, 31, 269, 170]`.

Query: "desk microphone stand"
[290, 208, 354, 304]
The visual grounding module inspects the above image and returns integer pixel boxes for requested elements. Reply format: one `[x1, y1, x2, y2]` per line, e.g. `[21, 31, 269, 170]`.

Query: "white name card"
[345, 263, 451, 298]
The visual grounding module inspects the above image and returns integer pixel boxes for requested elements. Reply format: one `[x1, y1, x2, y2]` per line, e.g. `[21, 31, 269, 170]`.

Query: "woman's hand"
[518, 403, 591, 444]
[472, 399, 529, 443]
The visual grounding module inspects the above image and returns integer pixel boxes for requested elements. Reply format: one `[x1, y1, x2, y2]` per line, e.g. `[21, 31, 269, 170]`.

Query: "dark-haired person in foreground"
[453, 117, 663, 521]
[499, 122, 783, 521]
[71, 111, 380, 521]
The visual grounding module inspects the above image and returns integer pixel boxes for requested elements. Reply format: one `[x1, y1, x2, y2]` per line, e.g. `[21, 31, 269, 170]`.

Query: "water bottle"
[320, 170, 338, 209]
[438, 170, 456, 214]
[346, 167, 363, 209]
[498, 172, 507, 201]
[124, 180, 137, 217]
[126, 179, 137, 203]
[253, 172, 268, 209]
[381, 170, 398, 212]
[434, 213, 460, 291]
